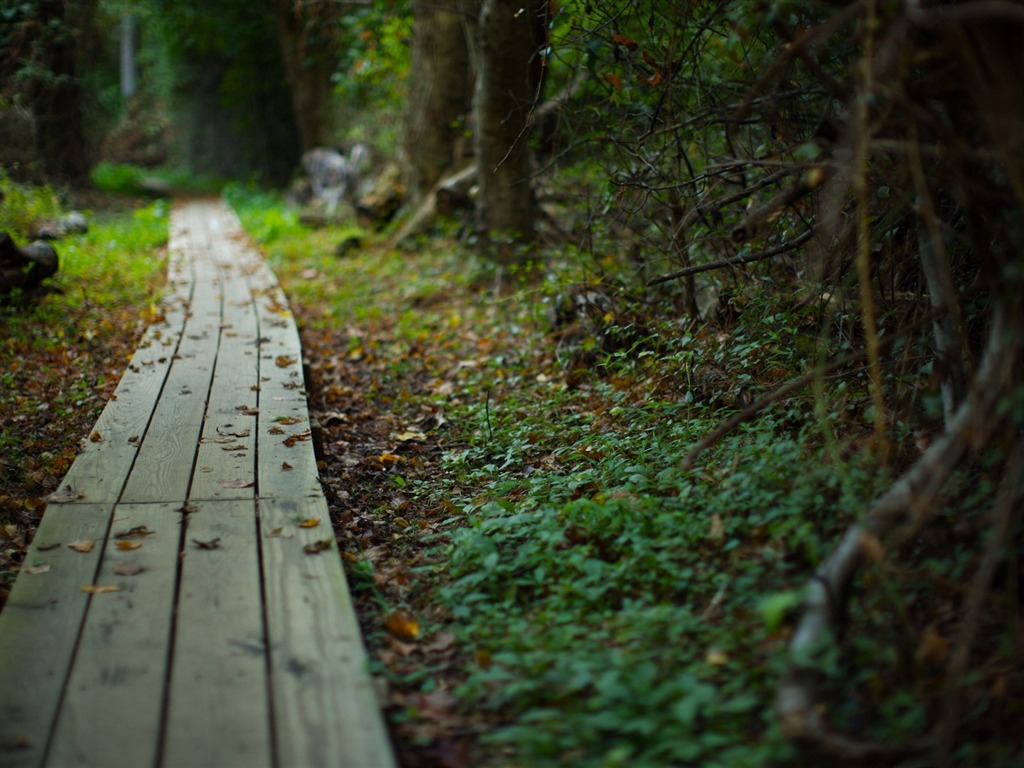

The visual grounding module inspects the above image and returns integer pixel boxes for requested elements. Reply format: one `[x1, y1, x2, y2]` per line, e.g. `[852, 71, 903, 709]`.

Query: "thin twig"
[648, 229, 813, 287]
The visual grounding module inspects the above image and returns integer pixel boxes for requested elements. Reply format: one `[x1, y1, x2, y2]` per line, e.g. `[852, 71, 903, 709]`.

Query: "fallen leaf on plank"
[283, 431, 312, 447]
[268, 426, 285, 435]
[68, 539, 95, 553]
[275, 355, 297, 368]
[303, 539, 333, 555]
[89, 431, 103, 443]
[114, 525, 155, 539]
[221, 444, 248, 452]
[220, 478, 254, 489]
[116, 541, 142, 551]
[193, 537, 221, 550]
[24, 564, 52, 575]
[81, 584, 120, 594]
[297, 518, 320, 528]
[37, 542, 60, 552]
[46, 486, 83, 504]
[264, 527, 295, 539]
[273, 416, 304, 425]
[281, 461, 293, 471]
[114, 564, 145, 576]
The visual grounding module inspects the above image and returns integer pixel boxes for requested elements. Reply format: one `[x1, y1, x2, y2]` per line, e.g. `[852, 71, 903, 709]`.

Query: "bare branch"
[647, 229, 812, 287]
[776, 302, 1023, 758]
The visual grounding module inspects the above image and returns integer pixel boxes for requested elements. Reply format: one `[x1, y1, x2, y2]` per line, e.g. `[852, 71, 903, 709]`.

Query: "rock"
[60, 211, 88, 235]
[1, 232, 59, 295]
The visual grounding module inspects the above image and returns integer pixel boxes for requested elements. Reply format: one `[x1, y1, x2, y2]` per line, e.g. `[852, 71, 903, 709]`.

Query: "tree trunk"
[473, 0, 547, 252]
[272, 0, 338, 153]
[404, 0, 473, 203]
[31, 0, 97, 182]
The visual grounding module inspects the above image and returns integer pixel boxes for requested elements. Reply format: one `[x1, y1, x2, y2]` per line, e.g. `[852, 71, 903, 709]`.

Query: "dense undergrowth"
[0, 175, 168, 601]
[229, 186, 1023, 767]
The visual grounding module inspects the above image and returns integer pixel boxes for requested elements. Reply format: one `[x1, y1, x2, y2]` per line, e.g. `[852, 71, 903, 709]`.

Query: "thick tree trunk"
[473, 0, 547, 251]
[404, 0, 473, 202]
[272, 0, 338, 153]
[31, 0, 97, 182]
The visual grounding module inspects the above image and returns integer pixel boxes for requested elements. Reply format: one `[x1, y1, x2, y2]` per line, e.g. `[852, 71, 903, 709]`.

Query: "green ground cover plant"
[231, 187, 1023, 767]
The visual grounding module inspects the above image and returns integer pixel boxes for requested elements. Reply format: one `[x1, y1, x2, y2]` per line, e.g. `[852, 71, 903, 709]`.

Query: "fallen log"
[0, 231, 59, 295]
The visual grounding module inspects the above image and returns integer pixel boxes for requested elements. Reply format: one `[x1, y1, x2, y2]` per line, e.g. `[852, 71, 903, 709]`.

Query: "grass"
[90, 162, 224, 197]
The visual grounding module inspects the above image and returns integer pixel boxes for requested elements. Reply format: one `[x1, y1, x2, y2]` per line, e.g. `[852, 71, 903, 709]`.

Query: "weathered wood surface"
[0, 199, 395, 768]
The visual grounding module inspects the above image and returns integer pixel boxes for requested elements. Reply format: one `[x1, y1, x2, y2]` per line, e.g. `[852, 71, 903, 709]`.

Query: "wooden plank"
[120, 224, 222, 504]
[162, 500, 272, 768]
[0, 504, 112, 768]
[47, 502, 182, 768]
[59, 225, 194, 503]
[254, 277, 322, 500]
[187, 240, 260, 502]
[258, 496, 397, 768]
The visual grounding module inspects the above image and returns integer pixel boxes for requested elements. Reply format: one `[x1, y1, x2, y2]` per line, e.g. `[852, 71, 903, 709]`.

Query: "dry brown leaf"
[281, 461, 293, 471]
[297, 518, 321, 528]
[384, 610, 420, 641]
[68, 539, 95, 553]
[283, 431, 312, 448]
[220, 478, 254, 489]
[395, 430, 427, 442]
[220, 444, 248, 452]
[37, 542, 60, 552]
[274, 416, 304, 425]
[275, 355, 297, 368]
[303, 539, 333, 555]
[115, 541, 142, 551]
[89, 431, 102, 443]
[193, 537, 221, 550]
[24, 563, 52, 575]
[114, 525, 155, 539]
[268, 426, 285, 435]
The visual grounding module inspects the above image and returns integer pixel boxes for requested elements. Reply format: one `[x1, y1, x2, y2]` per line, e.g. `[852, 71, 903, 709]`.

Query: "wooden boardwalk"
[0, 200, 396, 768]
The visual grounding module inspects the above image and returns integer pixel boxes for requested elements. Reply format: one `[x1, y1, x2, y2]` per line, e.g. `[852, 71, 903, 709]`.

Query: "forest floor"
[2, 191, 1022, 768]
